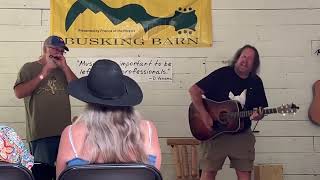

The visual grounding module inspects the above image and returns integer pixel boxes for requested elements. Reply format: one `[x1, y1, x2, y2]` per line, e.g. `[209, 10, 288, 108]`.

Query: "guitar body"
[189, 99, 244, 141]
[309, 80, 320, 125]
[189, 99, 298, 141]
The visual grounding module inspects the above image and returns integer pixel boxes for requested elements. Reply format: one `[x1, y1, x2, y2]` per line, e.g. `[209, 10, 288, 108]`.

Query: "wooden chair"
[167, 138, 201, 180]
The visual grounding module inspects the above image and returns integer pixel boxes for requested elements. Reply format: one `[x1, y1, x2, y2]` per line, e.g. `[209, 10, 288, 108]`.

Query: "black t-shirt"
[196, 66, 268, 131]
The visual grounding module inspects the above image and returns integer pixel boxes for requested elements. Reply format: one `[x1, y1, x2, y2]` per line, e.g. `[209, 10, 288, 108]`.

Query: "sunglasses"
[48, 47, 66, 54]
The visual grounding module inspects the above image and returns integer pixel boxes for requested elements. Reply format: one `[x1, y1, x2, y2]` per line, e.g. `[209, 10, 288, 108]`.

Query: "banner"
[69, 57, 173, 82]
[50, 0, 212, 48]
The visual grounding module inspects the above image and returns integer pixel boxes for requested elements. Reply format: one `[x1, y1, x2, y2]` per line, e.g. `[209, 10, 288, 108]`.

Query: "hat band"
[90, 86, 128, 100]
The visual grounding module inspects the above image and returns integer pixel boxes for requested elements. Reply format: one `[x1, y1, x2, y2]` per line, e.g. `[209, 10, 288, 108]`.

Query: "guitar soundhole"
[219, 111, 229, 125]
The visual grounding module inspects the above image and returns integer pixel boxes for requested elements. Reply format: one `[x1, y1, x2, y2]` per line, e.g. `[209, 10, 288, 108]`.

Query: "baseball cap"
[44, 35, 69, 51]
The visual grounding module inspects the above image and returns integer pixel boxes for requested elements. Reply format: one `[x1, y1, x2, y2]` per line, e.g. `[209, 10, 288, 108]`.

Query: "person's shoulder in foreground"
[0, 126, 34, 169]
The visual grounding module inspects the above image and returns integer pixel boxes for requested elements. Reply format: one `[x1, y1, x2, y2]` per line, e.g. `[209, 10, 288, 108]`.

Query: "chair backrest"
[58, 163, 162, 180]
[167, 138, 200, 180]
[31, 162, 55, 180]
[0, 163, 34, 180]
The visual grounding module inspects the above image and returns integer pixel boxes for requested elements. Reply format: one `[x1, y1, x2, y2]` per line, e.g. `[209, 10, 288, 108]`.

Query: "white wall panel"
[1, 1, 320, 179]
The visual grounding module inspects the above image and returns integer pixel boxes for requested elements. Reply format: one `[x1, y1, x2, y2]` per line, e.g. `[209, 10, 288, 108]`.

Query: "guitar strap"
[251, 119, 260, 133]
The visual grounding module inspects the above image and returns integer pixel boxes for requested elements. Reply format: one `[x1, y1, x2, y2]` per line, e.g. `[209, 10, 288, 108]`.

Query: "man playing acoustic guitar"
[189, 45, 268, 180]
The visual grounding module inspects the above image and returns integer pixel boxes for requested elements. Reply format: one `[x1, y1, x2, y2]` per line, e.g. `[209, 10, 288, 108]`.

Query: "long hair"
[39, 46, 47, 60]
[75, 104, 147, 163]
[230, 44, 261, 76]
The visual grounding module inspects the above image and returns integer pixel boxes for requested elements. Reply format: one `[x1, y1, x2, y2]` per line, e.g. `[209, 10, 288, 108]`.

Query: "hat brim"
[68, 76, 143, 106]
[46, 45, 69, 51]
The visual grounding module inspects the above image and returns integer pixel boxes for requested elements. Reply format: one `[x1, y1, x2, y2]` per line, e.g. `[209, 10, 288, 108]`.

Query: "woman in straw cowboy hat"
[56, 59, 161, 177]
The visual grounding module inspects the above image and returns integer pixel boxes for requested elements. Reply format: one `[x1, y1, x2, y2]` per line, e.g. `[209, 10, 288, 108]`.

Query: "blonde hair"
[75, 104, 147, 164]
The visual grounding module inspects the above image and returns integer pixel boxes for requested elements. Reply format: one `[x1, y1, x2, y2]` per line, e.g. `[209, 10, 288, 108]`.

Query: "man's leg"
[30, 136, 61, 180]
[199, 135, 228, 180]
[30, 136, 61, 166]
[235, 170, 251, 180]
[228, 130, 255, 180]
[200, 170, 218, 180]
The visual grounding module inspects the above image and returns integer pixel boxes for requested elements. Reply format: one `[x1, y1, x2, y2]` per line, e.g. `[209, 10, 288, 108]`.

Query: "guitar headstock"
[277, 103, 299, 115]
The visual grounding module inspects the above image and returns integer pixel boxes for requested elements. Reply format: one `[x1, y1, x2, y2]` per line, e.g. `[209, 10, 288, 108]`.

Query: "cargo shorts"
[199, 129, 256, 172]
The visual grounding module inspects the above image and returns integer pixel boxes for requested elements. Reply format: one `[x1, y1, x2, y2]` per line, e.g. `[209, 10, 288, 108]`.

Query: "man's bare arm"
[189, 84, 206, 114]
[14, 62, 55, 99]
[14, 73, 44, 99]
[189, 84, 213, 129]
[61, 65, 77, 82]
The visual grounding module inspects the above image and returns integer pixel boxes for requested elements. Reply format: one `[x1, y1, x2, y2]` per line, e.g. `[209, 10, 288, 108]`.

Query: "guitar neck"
[233, 108, 278, 118]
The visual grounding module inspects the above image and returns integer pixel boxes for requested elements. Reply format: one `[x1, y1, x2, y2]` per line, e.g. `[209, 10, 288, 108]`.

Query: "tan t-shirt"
[14, 61, 71, 141]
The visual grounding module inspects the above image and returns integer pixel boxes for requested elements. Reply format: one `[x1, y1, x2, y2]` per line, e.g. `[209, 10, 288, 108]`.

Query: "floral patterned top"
[0, 126, 34, 169]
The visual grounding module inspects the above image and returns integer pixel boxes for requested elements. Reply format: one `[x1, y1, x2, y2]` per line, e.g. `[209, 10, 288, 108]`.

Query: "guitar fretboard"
[228, 108, 278, 118]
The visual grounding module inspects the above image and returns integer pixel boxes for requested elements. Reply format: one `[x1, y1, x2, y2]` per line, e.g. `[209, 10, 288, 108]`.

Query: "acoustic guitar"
[309, 80, 320, 125]
[188, 99, 299, 141]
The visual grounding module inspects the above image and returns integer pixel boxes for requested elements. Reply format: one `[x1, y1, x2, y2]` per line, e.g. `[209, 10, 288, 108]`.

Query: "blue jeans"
[29, 136, 60, 167]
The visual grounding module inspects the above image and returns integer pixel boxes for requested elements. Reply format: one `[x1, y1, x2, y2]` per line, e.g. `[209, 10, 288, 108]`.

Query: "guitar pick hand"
[200, 111, 213, 130]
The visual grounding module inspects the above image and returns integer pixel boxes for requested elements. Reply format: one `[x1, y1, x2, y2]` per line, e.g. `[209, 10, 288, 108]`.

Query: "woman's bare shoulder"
[71, 121, 87, 136]
[139, 119, 154, 128]
[139, 120, 158, 136]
